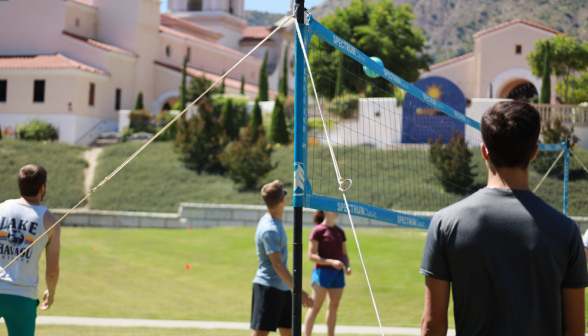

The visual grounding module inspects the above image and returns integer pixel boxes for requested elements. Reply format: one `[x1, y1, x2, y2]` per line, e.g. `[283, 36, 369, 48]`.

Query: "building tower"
[167, 0, 247, 50]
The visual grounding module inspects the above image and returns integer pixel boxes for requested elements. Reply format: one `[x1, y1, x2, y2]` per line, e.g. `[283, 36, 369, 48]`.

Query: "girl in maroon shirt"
[304, 210, 351, 336]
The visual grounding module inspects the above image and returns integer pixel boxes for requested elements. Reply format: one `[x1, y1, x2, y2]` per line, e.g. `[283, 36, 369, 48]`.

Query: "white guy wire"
[294, 19, 385, 336]
[533, 149, 565, 193]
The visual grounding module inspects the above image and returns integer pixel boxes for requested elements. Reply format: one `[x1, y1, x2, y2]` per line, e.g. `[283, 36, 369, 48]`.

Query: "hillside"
[252, 0, 588, 64]
[245, 10, 285, 26]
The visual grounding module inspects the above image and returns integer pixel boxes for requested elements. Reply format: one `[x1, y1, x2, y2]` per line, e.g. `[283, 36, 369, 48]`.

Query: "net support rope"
[294, 17, 385, 336]
[533, 149, 565, 193]
[571, 149, 588, 175]
[0, 16, 294, 275]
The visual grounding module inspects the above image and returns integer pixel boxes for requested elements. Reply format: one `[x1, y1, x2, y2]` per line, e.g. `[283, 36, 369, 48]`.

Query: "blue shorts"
[311, 268, 345, 289]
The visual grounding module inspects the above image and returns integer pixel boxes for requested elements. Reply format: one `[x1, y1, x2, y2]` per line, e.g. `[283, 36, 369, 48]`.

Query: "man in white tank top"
[0, 164, 61, 336]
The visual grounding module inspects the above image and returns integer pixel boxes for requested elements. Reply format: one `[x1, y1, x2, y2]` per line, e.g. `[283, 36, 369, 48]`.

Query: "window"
[89, 83, 95, 106]
[187, 0, 202, 11]
[0, 80, 6, 102]
[33, 80, 45, 103]
[229, 0, 234, 14]
[515, 44, 522, 54]
[75, 18, 80, 27]
[186, 47, 191, 62]
[166, 45, 171, 58]
[115, 88, 121, 110]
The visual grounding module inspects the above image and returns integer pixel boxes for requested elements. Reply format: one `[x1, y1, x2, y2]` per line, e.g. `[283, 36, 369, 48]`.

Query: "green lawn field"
[34, 227, 438, 329]
[0, 325, 406, 336]
[0, 139, 87, 209]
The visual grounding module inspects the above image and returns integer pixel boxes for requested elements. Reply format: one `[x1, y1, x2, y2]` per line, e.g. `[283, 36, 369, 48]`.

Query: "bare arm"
[421, 276, 450, 336]
[41, 210, 60, 310]
[341, 242, 351, 275]
[584, 247, 588, 262]
[268, 252, 313, 308]
[307, 239, 345, 270]
[561, 287, 585, 336]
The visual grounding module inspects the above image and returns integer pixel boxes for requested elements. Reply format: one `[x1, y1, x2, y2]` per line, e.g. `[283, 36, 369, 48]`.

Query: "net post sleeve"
[564, 139, 570, 215]
[292, 3, 307, 335]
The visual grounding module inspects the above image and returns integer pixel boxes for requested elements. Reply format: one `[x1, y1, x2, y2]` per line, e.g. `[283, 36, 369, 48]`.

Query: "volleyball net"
[293, 15, 570, 228]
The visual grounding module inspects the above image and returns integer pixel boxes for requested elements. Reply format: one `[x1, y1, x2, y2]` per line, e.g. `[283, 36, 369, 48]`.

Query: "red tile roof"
[159, 26, 261, 62]
[0, 54, 108, 75]
[66, 0, 96, 8]
[473, 19, 562, 39]
[63, 31, 137, 57]
[425, 52, 475, 71]
[160, 14, 223, 40]
[243, 26, 272, 39]
[154, 60, 278, 95]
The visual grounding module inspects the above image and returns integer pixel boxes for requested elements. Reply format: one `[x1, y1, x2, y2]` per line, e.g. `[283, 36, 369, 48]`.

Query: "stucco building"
[420, 19, 560, 104]
[0, 0, 294, 145]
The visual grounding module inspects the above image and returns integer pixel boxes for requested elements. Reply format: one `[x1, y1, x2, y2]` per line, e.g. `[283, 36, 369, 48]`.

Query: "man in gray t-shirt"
[420, 101, 588, 336]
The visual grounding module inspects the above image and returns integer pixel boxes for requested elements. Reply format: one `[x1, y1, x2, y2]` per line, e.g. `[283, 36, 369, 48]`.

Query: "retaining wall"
[52, 204, 588, 231]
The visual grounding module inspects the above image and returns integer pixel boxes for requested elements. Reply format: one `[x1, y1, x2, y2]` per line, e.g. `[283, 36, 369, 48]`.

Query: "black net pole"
[293, 3, 305, 336]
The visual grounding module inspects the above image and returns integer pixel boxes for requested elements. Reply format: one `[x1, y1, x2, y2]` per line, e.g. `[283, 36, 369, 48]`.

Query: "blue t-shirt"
[253, 213, 289, 291]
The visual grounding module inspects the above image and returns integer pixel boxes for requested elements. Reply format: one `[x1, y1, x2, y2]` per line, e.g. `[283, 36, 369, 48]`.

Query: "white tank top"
[0, 200, 49, 300]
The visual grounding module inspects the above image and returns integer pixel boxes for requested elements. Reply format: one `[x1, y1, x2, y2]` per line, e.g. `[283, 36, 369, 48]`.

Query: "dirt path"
[81, 147, 103, 209]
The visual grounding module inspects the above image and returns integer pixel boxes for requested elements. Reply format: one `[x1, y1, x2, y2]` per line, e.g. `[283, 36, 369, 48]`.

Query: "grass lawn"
[5, 325, 407, 336]
[35, 227, 437, 328]
[0, 139, 87, 209]
[90, 141, 588, 216]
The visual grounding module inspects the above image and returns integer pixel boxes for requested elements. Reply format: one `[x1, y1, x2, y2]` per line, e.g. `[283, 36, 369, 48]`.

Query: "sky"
[159, 0, 326, 14]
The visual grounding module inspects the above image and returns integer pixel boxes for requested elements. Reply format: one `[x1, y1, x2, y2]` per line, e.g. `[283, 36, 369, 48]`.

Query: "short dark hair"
[261, 180, 285, 209]
[481, 101, 541, 169]
[313, 210, 325, 225]
[18, 164, 47, 197]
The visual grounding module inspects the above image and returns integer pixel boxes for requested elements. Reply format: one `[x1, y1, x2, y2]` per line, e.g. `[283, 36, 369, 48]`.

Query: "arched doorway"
[499, 79, 538, 102]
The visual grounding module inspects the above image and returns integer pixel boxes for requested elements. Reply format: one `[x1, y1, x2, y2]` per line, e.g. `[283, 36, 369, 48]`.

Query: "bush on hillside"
[17, 118, 58, 141]
[429, 131, 476, 193]
[219, 132, 276, 190]
[249, 97, 264, 142]
[174, 99, 227, 172]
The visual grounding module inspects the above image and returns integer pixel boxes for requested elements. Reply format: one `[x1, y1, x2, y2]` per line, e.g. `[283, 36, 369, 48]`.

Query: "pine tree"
[221, 70, 226, 94]
[249, 97, 263, 142]
[269, 95, 289, 144]
[279, 46, 289, 97]
[259, 50, 269, 101]
[135, 91, 144, 110]
[179, 55, 188, 111]
[489, 83, 493, 99]
[241, 75, 245, 95]
[221, 98, 237, 139]
[540, 41, 551, 104]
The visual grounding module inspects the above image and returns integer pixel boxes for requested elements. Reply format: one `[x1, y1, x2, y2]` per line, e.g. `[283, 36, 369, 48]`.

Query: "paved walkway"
[2, 316, 457, 335]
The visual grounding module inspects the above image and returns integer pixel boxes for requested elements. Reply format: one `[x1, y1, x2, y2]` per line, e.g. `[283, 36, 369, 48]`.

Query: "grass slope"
[36, 227, 439, 328]
[0, 139, 87, 209]
[90, 142, 588, 216]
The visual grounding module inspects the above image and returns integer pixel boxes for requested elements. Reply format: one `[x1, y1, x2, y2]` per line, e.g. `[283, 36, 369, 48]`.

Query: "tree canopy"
[527, 35, 588, 104]
[310, 0, 431, 99]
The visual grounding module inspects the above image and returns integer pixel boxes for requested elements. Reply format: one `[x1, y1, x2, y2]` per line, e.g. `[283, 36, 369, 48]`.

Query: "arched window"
[166, 45, 171, 58]
[187, 0, 202, 11]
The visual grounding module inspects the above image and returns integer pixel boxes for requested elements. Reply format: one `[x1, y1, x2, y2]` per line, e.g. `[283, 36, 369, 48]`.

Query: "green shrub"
[218, 133, 276, 190]
[129, 110, 155, 133]
[221, 98, 237, 139]
[187, 75, 222, 103]
[135, 91, 144, 110]
[331, 94, 359, 118]
[17, 118, 58, 141]
[429, 131, 476, 193]
[173, 99, 227, 172]
[211, 94, 249, 131]
[154, 110, 178, 141]
[269, 95, 289, 144]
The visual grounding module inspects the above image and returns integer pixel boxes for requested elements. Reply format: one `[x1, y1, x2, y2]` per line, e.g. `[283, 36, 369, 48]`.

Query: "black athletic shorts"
[250, 283, 292, 331]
